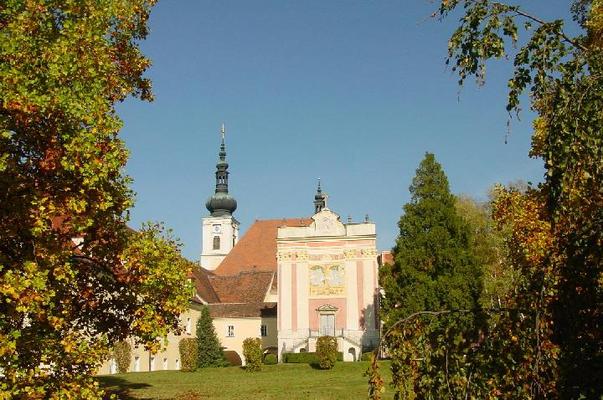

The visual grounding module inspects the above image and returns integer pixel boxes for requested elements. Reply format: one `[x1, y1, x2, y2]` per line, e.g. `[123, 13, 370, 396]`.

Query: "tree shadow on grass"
[309, 362, 331, 370]
[96, 375, 152, 400]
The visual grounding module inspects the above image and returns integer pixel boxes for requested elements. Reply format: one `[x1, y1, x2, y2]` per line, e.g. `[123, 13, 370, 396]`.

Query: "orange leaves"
[492, 187, 553, 270]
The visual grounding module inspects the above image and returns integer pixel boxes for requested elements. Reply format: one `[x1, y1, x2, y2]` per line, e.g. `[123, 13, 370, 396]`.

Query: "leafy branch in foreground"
[372, 2, 601, 398]
[437, 1, 602, 396]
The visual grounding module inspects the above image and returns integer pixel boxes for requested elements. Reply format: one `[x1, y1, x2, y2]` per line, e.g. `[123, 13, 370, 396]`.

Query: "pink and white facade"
[276, 208, 379, 361]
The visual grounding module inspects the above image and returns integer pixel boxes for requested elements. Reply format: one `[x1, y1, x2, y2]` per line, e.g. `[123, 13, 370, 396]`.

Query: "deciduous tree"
[0, 1, 189, 398]
[437, 1, 602, 396]
[455, 194, 515, 308]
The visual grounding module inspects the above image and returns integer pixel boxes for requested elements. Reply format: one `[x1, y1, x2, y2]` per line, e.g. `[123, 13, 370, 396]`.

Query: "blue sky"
[116, 1, 572, 261]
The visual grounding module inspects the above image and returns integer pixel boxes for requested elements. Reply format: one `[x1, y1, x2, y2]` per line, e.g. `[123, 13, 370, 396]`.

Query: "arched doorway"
[348, 347, 357, 362]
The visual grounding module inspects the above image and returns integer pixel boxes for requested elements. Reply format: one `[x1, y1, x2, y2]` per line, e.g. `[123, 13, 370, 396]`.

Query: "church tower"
[313, 179, 328, 213]
[200, 124, 239, 270]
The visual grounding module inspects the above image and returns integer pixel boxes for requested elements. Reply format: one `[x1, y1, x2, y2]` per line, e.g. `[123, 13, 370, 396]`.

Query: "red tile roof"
[209, 271, 275, 304]
[214, 218, 312, 276]
[378, 251, 394, 267]
[208, 302, 277, 318]
[190, 267, 220, 303]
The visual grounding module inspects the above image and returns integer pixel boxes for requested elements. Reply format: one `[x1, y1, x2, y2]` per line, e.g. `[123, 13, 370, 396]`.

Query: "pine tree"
[196, 306, 226, 368]
[379, 152, 483, 398]
[382, 152, 482, 320]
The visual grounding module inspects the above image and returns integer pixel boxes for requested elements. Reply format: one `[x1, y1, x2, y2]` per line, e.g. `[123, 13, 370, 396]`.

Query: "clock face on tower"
[212, 224, 221, 234]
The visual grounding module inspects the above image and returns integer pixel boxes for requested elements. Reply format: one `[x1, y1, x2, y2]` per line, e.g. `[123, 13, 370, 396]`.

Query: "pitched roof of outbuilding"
[209, 271, 274, 304]
[213, 218, 312, 276]
[378, 251, 394, 267]
[190, 267, 220, 303]
[208, 302, 277, 318]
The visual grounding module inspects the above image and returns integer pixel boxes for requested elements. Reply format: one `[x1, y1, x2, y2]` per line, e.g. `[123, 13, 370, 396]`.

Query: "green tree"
[455, 194, 516, 308]
[437, 1, 602, 396]
[0, 1, 190, 398]
[196, 305, 226, 368]
[379, 152, 483, 398]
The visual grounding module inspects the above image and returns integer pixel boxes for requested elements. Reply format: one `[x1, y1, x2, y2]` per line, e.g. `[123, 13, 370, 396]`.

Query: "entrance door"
[319, 314, 335, 336]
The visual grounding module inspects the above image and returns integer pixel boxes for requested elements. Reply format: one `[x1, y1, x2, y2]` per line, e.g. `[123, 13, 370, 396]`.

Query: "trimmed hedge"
[282, 351, 343, 364]
[263, 353, 277, 365]
[316, 336, 338, 369]
[242, 338, 262, 372]
[179, 338, 198, 372]
[113, 341, 131, 373]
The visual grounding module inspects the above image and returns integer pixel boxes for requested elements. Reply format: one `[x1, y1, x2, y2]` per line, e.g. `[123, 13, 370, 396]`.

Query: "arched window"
[213, 236, 220, 250]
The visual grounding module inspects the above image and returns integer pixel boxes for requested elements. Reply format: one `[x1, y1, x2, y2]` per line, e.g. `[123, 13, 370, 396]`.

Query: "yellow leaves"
[587, 0, 603, 49]
[530, 116, 549, 158]
[67, 197, 88, 214]
[48, 316, 65, 330]
[61, 337, 75, 354]
[492, 188, 553, 270]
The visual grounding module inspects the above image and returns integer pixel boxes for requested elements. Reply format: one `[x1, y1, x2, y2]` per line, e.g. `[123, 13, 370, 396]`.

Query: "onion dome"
[206, 124, 237, 216]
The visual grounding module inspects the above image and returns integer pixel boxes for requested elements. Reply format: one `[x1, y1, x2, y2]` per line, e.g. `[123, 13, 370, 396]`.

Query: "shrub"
[283, 352, 318, 363]
[361, 351, 375, 362]
[179, 338, 198, 371]
[282, 351, 343, 363]
[242, 338, 262, 372]
[263, 353, 277, 365]
[112, 341, 131, 373]
[316, 336, 338, 369]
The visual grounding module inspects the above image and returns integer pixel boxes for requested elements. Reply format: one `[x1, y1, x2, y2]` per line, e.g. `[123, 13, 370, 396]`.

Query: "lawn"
[97, 361, 394, 400]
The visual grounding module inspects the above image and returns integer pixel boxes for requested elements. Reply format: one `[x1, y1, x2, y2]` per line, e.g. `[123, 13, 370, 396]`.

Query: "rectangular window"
[227, 325, 235, 337]
[260, 324, 267, 337]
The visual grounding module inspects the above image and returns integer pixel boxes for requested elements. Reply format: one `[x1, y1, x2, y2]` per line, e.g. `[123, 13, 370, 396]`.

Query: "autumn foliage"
[371, 1, 602, 398]
[0, 1, 190, 398]
[242, 338, 263, 372]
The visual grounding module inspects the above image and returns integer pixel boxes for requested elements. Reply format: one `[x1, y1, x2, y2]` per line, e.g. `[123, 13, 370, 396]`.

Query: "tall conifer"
[382, 152, 482, 320]
[196, 306, 226, 368]
[380, 152, 483, 398]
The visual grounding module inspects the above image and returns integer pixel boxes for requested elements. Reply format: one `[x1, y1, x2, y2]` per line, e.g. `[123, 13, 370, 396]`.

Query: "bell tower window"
[213, 236, 220, 250]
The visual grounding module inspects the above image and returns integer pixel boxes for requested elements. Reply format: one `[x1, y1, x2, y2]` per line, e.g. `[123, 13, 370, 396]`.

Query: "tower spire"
[205, 124, 237, 216]
[314, 178, 327, 213]
[218, 123, 226, 163]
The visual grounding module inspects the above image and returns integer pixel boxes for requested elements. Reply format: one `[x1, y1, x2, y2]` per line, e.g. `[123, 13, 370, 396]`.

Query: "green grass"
[97, 361, 394, 400]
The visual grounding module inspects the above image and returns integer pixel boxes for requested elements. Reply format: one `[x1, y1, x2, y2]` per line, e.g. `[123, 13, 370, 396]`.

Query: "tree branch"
[492, 1, 587, 51]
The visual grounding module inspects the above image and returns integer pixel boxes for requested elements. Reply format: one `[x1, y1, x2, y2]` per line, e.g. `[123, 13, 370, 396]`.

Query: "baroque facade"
[276, 208, 380, 361]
